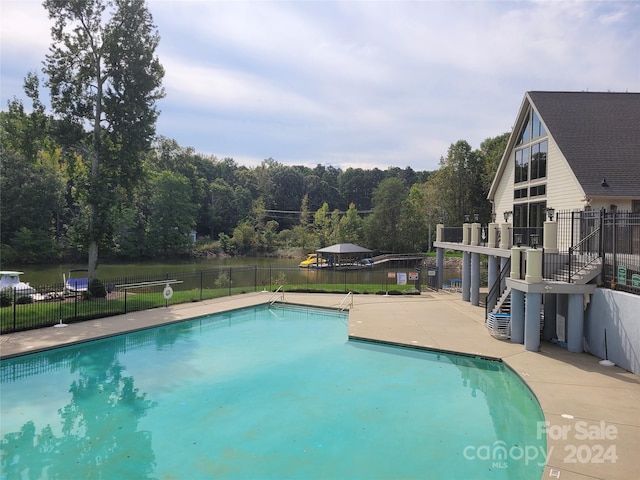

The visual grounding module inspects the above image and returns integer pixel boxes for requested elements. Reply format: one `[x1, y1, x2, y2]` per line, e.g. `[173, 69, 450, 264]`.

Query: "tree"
[338, 203, 364, 244]
[313, 203, 331, 249]
[365, 177, 407, 253]
[43, 0, 164, 281]
[146, 171, 196, 257]
[399, 184, 429, 252]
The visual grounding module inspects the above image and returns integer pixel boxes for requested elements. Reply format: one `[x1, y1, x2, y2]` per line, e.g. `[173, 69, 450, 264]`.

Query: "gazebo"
[316, 243, 373, 268]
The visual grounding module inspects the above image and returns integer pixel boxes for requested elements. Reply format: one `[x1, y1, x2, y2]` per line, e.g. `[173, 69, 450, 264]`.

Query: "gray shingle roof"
[527, 91, 640, 198]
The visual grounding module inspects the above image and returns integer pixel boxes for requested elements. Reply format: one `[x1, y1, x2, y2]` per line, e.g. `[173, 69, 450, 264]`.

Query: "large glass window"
[516, 117, 531, 146]
[515, 146, 529, 183]
[531, 111, 546, 139]
[530, 140, 547, 180]
[514, 204, 528, 228]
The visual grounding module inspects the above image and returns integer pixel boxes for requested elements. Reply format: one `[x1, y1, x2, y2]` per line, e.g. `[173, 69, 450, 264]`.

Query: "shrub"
[0, 290, 13, 307]
[215, 271, 231, 288]
[15, 295, 34, 305]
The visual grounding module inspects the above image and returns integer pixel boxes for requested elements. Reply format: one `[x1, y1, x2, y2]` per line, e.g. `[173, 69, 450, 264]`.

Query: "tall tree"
[146, 171, 196, 257]
[43, 0, 164, 282]
[365, 177, 407, 253]
[338, 203, 364, 244]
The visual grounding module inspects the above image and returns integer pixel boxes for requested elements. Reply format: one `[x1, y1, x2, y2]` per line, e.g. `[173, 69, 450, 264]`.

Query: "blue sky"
[2, 0, 639, 171]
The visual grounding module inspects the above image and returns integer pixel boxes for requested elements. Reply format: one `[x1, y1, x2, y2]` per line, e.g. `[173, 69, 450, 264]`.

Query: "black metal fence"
[546, 210, 640, 293]
[1, 263, 426, 334]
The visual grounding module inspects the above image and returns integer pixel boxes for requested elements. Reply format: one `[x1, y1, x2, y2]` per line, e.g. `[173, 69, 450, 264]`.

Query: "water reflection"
[0, 323, 203, 478]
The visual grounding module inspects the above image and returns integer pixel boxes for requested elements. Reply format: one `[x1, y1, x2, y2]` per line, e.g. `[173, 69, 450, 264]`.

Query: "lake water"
[4, 257, 466, 289]
[4, 257, 300, 286]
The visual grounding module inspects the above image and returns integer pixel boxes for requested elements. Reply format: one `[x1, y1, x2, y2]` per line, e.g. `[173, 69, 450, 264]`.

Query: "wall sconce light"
[601, 178, 609, 187]
[503, 210, 513, 222]
[546, 207, 555, 221]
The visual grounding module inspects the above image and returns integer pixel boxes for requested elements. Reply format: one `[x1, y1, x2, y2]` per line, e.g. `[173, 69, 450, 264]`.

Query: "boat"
[64, 269, 89, 295]
[298, 253, 328, 268]
[0, 271, 37, 295]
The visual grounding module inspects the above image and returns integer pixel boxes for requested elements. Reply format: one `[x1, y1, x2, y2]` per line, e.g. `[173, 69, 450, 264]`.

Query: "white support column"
[524, 292, 542, 351]
[567, 293, 585, 353]
[511, 289, 525, 344]
[471, 252, 480, 306]
[462, 251, 471, 302]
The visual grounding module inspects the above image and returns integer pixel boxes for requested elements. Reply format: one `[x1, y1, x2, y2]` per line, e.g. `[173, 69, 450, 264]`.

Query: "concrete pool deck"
[1, 291, 638, 480]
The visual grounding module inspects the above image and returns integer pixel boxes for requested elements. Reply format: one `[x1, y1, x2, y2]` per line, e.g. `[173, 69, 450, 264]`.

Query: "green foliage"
[218, 233, 232, 253]
[146, 171, 197, 257]
[2, 22, 507, 264]
[15, 295, 34, 305]
[0, 290, 13, 307]
[365, 177, 407, 253]
[215, 271, 231, 289]
[231, 221, 259, 255]
[274, 271, 287, 286]
[42, 0, 164, 279]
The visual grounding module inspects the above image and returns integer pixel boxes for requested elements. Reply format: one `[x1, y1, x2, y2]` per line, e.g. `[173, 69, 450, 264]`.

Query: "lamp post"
[514, 233, 523, 247]
[530, 233, 540, 249]
[504, 210, 513, 222]
[546, 207, 555, 221]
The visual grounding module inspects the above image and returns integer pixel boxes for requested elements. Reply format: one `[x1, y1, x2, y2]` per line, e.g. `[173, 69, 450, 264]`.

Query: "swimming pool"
[1, 304, 546, 479]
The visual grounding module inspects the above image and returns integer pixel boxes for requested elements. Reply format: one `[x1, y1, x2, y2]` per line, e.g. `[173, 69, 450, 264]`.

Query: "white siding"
[493, 150, 515, 220]
[545, 135, 586, 212]
[492, 134, 587, 221]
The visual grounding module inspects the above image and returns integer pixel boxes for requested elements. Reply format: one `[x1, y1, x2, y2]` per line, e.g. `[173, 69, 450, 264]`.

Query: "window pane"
[530, 143, 540, 179]
[538, 141, 547, 178]
[514, 204, 528, 228]
[516, 112, 532, 145]
[532, 111, 546, 138]
[521, 146, 529, 182]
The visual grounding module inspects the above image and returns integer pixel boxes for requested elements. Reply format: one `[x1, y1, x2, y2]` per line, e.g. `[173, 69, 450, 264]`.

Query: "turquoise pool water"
[1, 304, 546, 479]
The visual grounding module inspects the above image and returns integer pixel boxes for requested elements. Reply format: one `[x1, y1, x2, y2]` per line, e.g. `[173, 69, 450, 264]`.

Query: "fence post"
[200, 270, 203, 301]
[228, 266, 232, 297]
[612, 212, 617, 286]
[254, 266, 257, 292]
[12, 289, 17, 331]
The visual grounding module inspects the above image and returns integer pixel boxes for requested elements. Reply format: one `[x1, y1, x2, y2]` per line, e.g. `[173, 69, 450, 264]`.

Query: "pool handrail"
[269, 285, 284, 305]
[338, 291, 353, 311]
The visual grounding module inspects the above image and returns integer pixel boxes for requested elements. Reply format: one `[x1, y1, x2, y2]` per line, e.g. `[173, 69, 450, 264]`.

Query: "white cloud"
[3, 0, 639, 171]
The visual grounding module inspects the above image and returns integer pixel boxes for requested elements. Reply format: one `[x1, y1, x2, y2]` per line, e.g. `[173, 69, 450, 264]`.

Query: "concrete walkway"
[1, 291, 638, 480]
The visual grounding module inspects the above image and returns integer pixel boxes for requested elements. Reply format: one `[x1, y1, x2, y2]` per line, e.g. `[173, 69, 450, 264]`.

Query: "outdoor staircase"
[552, 257, 602, 285]
[493, 286, 511, 315]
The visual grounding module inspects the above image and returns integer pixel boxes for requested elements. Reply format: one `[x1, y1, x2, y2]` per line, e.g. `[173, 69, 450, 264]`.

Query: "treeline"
[1, 80, 508, 264]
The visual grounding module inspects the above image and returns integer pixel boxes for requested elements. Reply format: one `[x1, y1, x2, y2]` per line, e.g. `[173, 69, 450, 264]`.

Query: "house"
[489, 91, 640, 236]
[434, 91, 640, 375]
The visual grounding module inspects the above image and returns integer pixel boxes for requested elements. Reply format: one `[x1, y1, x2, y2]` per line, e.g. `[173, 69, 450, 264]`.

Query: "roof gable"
[490, 91, 640, 200]
[528, 91, 640, 197]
